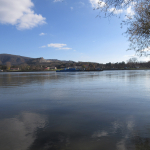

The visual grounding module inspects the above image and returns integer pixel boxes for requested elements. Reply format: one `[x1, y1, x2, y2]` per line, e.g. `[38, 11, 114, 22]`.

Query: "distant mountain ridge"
[0, 54, 74, 65]
[0, 54, 34, 65]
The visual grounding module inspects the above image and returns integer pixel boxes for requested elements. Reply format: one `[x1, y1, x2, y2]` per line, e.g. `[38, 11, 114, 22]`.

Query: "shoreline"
[0, 69, 150, 72]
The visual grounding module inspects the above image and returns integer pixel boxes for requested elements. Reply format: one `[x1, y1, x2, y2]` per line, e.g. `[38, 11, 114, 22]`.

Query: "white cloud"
[89, 0, 106, 8]
[47, 43, 72, 50]
[53, 0, 62, 2]
[109, 8, 123, 14]
[0, 0, 46, 30]
[139, 56, 150, 62]
[48, 43, 67, 48]
[124, 54, 150, 62]
[39, 45, 46, 48]
[141, 47, 150, 52]
[70, 7, 74, 10]
[126, 1, 137, 17]
[89, 0, 136, 16]
[59, 47, 72, 50]
[126, 6, 135, 16]
[39, 33, 46, 36]
[39, 43, 72, 50]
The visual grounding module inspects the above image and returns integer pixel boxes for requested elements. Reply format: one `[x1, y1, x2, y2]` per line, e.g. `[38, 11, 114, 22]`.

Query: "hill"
[0, 54, 75, 65]
[0, 54, 33, 65]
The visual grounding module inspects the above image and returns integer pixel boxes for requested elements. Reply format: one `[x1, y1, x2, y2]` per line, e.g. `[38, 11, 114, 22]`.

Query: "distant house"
[67, 67, 74, 69]
[75, 66, 82, 69]
[50, 67, 57, 70]
[84, 65, 89, 69]
[0, 70, 3, 72]
[44, 67, 50, 70]
[45, 67, 57, 70]
[10, 68, 19, 71]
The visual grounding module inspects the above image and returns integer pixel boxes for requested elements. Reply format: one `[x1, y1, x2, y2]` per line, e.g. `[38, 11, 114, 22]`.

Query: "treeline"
[0, 62, 102, 71]
[104, 58, 150, 70]
[104, 61, 150, 70]
[1, 57, 150, 71]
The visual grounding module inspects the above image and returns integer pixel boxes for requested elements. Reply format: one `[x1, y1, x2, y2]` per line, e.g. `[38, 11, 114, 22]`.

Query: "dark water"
[0, 70, 150, 150]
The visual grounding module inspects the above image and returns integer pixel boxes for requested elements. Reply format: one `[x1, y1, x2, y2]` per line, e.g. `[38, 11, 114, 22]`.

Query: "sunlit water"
[0, 70, 150, 150]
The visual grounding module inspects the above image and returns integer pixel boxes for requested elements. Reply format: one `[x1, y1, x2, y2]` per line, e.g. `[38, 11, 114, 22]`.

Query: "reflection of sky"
[91, 116, 135, 150]
[0, 112, 46, 150]
[0, 111, 146, 150]
[1, 70, 150, 102]
[0, 71, 150, 149]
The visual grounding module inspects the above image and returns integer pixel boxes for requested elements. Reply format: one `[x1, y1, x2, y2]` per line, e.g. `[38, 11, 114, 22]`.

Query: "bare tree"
[123, 1, 150, 56]
[95, 0, 150, 55]
[127, 57, 138, 63]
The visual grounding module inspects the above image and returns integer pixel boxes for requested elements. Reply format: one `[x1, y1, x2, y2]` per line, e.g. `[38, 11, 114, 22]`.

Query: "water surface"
[0, 70, 150, 150]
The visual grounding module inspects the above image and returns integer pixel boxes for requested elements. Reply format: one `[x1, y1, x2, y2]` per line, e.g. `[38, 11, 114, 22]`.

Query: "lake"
[0, 70, 150, 150]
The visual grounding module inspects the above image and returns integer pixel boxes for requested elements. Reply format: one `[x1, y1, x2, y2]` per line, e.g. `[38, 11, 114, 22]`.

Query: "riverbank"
[1, 68, 150, 72]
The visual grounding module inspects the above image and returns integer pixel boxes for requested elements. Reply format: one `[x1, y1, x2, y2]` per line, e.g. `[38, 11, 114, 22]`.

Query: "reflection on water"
[0, 112, 46, 150]
[0, 71, 150, 150]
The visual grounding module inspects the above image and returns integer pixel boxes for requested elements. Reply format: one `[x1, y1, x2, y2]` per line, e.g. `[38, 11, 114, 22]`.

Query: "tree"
[95, 0, 150, 55]
[82, 65, 86, 69]
[6, 62, 11, 70]
[127, 57, 138, 63]
[127, 57, 138, 68]
[123, 1, 150, 56]
[90, 63, 96, 69]
[20, 63, 29, 71]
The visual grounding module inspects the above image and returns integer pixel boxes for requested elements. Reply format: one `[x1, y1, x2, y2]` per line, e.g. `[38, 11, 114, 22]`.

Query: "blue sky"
[0, 0, 149, 63]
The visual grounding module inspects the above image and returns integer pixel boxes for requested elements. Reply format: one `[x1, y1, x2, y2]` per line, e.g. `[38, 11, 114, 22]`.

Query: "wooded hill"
[0, 54, 150, 71]
[0, 54, 75, 65]
[0, 54, 33, 65]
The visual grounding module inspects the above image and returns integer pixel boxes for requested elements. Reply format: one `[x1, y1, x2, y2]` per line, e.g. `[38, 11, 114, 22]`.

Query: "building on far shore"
[10, 68, 19, 71]
[45, 67, 57, 70]
[0, 70, 3, 72]
[50, 66, 57, 70]
[44, 67, 50, 70]
[75, 66, 82, 69]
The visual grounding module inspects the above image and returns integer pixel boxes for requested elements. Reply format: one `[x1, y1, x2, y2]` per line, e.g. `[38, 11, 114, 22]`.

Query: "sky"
[0, 0, 149, 63]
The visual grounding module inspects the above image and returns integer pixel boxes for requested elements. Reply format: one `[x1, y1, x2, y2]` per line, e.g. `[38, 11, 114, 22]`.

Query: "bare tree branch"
[95, 0, 150, 56]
